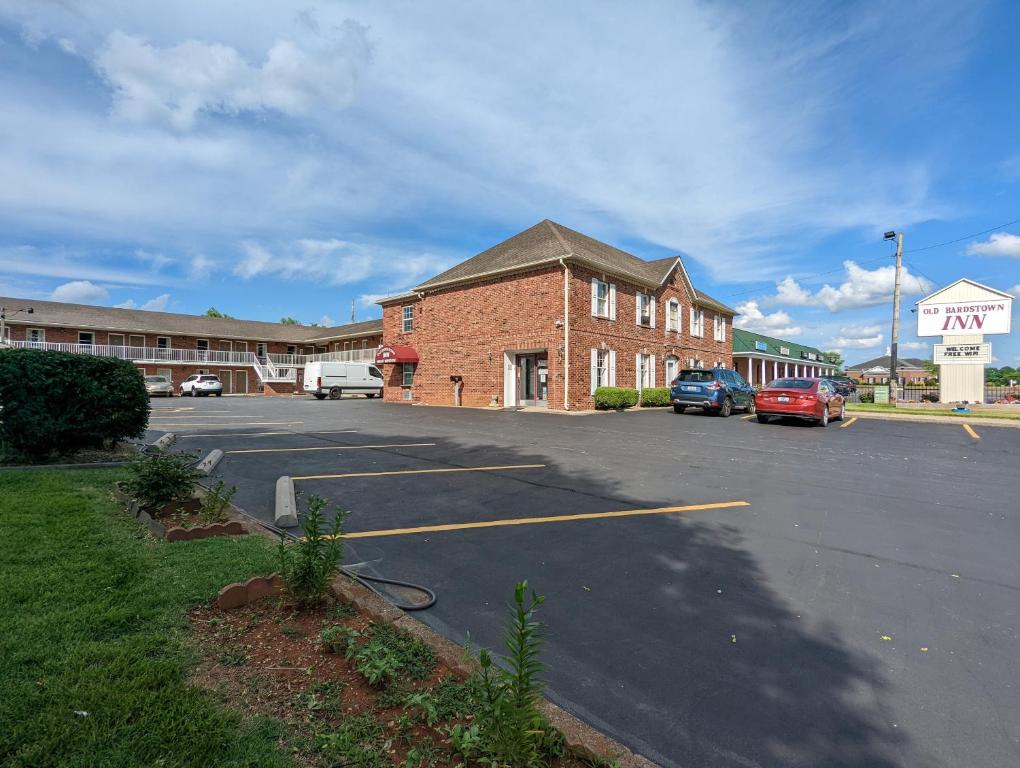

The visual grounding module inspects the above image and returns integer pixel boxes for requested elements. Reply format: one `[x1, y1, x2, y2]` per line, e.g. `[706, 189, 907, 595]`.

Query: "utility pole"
[351, 300, 356, 323]
[887, 231, 904, 402]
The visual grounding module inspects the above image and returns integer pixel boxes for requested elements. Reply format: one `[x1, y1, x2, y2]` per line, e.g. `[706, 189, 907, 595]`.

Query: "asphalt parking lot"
[148, 397, 1020, 768]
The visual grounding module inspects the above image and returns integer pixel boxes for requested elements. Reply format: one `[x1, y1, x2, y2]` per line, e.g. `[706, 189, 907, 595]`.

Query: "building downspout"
[559, 258, 570, 410]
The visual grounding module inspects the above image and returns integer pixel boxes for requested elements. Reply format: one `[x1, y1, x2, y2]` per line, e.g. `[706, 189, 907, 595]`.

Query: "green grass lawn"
[0, 469, 293, 768]
[847, 402, 1020, 420]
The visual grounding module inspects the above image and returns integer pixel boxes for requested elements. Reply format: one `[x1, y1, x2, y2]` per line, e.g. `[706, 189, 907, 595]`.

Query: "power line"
[904, 216, 1020, 254]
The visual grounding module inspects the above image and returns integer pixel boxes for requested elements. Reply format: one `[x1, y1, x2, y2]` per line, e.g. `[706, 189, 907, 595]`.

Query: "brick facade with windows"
[377, 220, 735, 411]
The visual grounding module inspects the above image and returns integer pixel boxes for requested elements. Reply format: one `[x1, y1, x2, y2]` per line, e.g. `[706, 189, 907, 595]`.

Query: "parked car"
[755, 377, 844, 426]
[669, 367, 756, 417]
[144, 375, 174, 397]
[180, 374, 223, 397]
[304, 361, 384, 400]
[823, 375, 857, 396]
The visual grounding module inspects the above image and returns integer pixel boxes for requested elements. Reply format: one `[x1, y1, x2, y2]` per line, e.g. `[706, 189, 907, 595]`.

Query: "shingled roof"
[0, 296, 381, 343]
[412, 219, 735, 313]
[845, 355, 929, 372]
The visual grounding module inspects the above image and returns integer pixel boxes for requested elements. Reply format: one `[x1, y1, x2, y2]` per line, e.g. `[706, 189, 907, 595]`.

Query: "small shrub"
[198, 479, 236, 524]
[316, 714, 389, 767]
[447, 723, 483, 760]
[593, 386, 638, 410]
[125, 442, 202, 509]
[277, 495, 347, 607]
[354, 644, 403, 687]
[403, 691, 440, 726]
[320, 625, 360, 656]
[0, 349, 149, 460]
[858, 389, 875, 403]
[639, 387, 671, 407]
[475, 581, 553, 767]
[350, 623, 437, 688]
[921, 393, 940, 403]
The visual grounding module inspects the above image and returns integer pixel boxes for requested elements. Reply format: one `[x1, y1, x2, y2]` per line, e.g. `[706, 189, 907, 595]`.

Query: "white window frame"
[256, 342, 268, 357]
[156, 367, 172, 380]
[589, 348, 616, 393]
[402, 362, 416, 387]
[635, 353, 655, 390]
[590, 277, 616, 320]
[196, 339, 209, 351]
[636, 292, 653, 328]
[156, 336, 170, 349]
[666, 299, 681, 333]
[690, 308, 705, 337]
[78, 331, 94, 346]
[402, 305, 414, 333]
[129, 334, 145, 348]
[665, 355, 678, 386]
[24, 327, 45, 343]
[108, 333, 125, 347]
[714, 314, 726, 342]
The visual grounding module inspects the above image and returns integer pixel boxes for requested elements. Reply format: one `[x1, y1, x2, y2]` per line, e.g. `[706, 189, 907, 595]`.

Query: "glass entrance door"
[516, 353, 548, 407]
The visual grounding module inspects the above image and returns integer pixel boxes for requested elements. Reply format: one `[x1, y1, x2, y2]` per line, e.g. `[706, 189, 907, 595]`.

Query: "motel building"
[374, 220, 736, 410]
[845, 357, 930, 386]
[0, 298, 382, 394]
[731, 328, 838, 386]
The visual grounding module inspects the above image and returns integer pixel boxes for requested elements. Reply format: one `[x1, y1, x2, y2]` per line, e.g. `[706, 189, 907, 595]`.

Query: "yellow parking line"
[963, 423, 980, 440]
[293, 464, 545, 481]
[227, 442, 435, 455]
[840, 416, 859, 429]
[332, 500, 751, 540]
[177, 430, 359, 439]
[740, 414, 754, 420]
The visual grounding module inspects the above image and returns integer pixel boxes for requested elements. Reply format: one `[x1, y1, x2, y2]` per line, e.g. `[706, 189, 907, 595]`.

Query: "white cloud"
[0, 2, 981, 280]
[233, 239, 453, 287]
[141, 293, 171, 311]
[135, 249, 173, 270]
[766, 260, 934, 312]
[1009, 284, 1020, 297]
[0, 246, 168, 286]
[899, 341, 928, 351]
[734, 300, 801, 337]
[189, 254, 215, 280]
[317, 314, 334, 327]
[966, 233, 1020, 259]
[358, 290, 411, 308]
[828, 323, 883, 349]
[114, 299, 136, 308]
[94, 24, 371, 131]
[50, 280, 108, 304]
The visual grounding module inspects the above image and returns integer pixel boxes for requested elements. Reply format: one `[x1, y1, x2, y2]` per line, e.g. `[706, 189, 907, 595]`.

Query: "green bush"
[858, 389, 875, 403]
[593, 386, 638, 410]
[0, 349, 149, 460]
[639, 387, 671, 407]
[125, 442, 202, 509]
[277, 495, 347, 607]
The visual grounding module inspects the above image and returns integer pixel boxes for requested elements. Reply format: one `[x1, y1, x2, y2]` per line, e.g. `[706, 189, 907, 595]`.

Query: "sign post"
[916, 280, 1013, 405]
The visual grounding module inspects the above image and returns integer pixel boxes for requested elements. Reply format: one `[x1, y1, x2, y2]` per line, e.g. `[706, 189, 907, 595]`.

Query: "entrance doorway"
[219, 370, 233, 394]
[516, 353, 548, 407]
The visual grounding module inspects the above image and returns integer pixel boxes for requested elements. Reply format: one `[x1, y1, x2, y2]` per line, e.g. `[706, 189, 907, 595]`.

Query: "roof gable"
[731, 328, 826, 360]
[916, 278, 1014, 305]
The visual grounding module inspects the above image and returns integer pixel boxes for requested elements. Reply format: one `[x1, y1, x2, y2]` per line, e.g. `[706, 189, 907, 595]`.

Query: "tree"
[922, 359, 939, 383]
[821, 351, 844, 371]
[204, 307, 234, 319]
[280, 316, 300, 325]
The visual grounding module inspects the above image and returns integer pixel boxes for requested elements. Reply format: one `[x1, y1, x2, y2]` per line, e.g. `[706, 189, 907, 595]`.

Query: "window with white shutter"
[592, 278, 612, 318]
[636, 292, 652, 327]
[666, 299, 680, 332]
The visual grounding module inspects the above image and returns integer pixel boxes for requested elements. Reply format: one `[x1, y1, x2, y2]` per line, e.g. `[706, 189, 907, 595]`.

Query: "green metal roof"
[732, 328, 829, 363]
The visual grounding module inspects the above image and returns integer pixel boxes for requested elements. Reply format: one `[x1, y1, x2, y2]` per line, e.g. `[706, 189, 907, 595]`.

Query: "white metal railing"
[10, 340, 379, 372]
[9, 340, 257, 365]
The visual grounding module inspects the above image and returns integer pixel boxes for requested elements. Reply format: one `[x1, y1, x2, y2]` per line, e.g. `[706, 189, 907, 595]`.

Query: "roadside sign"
[934, 343, 992, 365]
[874, 385, 890, 404]
[917, 299, 1012, 337]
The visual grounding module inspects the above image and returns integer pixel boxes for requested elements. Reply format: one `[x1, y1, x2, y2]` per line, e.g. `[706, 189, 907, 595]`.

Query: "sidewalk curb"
[848, 411, 1020, 428]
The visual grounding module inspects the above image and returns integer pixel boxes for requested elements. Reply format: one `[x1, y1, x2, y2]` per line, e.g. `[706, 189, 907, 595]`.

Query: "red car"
[754, 377, 845, 427]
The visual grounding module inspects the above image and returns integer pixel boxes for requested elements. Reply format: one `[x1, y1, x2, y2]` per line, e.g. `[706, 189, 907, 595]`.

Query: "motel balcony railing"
[7, 340, 381, 367]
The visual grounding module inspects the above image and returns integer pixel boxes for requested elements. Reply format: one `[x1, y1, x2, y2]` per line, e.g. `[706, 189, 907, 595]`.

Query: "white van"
[303, 361, 384, 400]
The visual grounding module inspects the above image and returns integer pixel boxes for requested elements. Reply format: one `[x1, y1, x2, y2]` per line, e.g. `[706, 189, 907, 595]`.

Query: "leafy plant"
[354, 643, 403, 687]
[0, 348, 149, 460]
[199, 479, 236, 524]
[476, 580, 551, 767]
[638, 387, 671, 407]
[593, 386, 639, 410]
[125, 442, 202, 509]
[403, 691, 440, 727]
[316, 713, 390, 767]
[320, 625, 360, 657]
[328, 600, 358, 619]
[277, 495, 347, 607]
[447, 723, 483, 760]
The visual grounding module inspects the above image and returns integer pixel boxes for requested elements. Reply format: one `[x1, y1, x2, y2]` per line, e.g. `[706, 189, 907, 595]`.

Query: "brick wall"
[381, 267, 565, 407]
[379, 262, 734, 410]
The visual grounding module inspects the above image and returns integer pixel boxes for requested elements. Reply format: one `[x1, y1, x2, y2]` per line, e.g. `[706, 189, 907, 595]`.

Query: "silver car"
[180, 374, 224, 397]
[144, 375, 174, 397]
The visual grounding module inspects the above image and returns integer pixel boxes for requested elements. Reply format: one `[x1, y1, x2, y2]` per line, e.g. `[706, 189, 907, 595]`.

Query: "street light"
[884, 231, 905, 401]
[0, 306, 34, 345]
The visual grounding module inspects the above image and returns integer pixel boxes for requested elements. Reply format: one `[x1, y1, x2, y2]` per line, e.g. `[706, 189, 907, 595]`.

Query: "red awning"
[375, 345, 419, 364]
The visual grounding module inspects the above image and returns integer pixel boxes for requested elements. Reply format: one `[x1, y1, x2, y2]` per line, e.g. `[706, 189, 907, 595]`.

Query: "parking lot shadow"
[214, 425, 930, 767]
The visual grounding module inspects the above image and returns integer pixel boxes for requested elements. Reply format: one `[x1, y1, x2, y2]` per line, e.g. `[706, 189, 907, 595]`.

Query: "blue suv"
[669, 367, 756, 417]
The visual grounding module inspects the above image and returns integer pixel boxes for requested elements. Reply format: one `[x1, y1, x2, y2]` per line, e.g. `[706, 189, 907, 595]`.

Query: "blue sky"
[1, 0, 1018, 366]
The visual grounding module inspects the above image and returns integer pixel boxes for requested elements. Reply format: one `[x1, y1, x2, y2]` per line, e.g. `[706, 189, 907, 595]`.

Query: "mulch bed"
[189, 596, 589, 767]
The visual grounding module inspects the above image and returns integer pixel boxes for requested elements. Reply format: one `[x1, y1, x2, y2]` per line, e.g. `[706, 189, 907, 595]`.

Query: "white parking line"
[227, 442, 435, 455]
[175, 429, 359, 438]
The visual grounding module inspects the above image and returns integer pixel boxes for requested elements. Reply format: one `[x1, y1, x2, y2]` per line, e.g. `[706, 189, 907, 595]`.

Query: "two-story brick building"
[0, 298, 382, 394]
[376, 220, 735, 410]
